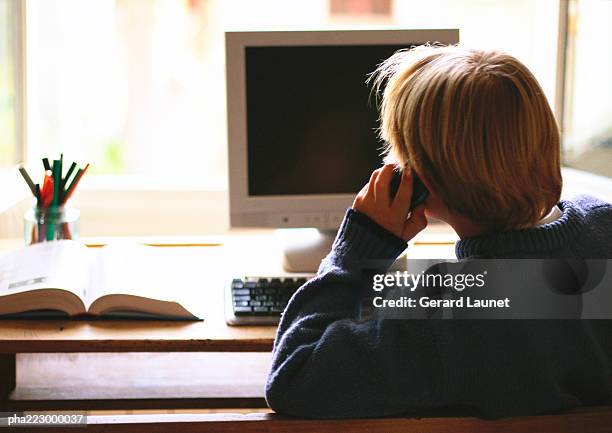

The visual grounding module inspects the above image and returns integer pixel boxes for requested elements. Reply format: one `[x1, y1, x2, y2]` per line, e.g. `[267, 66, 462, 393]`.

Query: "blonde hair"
[371, 45, 562, 230]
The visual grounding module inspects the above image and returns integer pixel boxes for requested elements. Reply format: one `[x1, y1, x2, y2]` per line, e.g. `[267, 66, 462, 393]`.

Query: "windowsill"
[2, 166, 612, 239]
[561, 167, 612, 202]
[72, 166, 612, 237]
[70, 188, 229, 237]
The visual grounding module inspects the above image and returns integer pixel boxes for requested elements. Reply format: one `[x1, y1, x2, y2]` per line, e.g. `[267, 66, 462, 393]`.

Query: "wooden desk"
[0, 320, 277, 410]
[0, 317, 275, 354]
[0, 234, 288, 410]
[0, 230, 457, 411]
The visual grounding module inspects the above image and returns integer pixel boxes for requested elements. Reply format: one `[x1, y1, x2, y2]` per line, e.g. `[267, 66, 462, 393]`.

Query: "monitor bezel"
[226, 29, 459, 229]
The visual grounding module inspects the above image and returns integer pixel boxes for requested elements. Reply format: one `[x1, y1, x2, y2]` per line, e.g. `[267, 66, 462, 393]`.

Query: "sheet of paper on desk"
[0, 240, 90, 297]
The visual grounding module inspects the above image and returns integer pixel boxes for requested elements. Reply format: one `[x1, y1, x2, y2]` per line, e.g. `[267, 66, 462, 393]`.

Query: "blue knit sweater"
[265, 195, 612, 419]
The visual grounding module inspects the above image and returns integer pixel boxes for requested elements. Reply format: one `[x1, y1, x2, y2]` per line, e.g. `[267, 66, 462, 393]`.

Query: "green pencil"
[62, 161, 77, 196]
[46, 159, 61, 241]
[62, 167, 83, 204]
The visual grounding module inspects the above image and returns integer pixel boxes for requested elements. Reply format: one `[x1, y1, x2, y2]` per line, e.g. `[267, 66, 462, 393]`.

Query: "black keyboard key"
[244, 281, 257, 290]
[282, 282, 297, 291]
[231, 279, 244, 289]
[233, 294, 250, 301]
[253, 306, 270, 313]
[234, 306, 253, 315]
[232, 288, 250, 296]
[250, 300, 262, 307]
[234, 301, 250, 307]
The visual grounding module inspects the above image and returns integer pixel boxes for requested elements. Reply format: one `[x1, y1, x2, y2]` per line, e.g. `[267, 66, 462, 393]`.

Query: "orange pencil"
[40, 171, 54, 208]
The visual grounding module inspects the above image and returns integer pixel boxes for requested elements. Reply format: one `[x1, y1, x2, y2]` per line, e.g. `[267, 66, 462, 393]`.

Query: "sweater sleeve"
[265, 209, 444, 418]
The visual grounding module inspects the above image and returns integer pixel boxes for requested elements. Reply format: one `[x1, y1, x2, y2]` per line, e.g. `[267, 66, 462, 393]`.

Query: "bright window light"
[25, 0, 559, 188]
[0, 0, 22, 167]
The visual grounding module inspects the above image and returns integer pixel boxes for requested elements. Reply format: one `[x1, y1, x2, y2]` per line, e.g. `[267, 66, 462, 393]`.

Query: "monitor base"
[276, 229, 337, 273]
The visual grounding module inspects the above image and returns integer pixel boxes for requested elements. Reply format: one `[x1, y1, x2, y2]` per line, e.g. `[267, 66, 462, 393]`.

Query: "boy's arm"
[265, 209, 443, 418]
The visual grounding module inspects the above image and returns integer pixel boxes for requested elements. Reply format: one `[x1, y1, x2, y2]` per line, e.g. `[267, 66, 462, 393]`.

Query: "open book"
[0, 240, 200, 320]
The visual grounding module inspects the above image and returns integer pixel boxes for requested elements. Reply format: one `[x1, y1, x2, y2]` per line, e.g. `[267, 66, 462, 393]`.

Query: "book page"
[87, 242, 191, 308]
[0, 240, 91, 299]
[87, 242, 220, 319]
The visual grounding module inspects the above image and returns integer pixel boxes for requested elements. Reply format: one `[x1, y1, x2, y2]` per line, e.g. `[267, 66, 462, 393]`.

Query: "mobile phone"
[389, 170, 429, 210]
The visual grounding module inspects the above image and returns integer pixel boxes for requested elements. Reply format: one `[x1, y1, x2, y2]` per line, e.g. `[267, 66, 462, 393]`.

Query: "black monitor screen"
[245, 44, 411, 196]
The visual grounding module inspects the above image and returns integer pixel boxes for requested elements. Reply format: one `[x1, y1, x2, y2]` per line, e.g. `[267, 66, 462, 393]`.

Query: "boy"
[265, 46, 612, 418]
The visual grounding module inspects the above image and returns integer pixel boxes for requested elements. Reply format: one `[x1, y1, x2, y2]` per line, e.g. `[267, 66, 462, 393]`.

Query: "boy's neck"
[446, 214, 491, 240]
[448, 205, 562, 239]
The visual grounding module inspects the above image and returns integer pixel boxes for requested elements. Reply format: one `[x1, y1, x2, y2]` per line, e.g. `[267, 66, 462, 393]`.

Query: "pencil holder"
[24, 204, 80, 245]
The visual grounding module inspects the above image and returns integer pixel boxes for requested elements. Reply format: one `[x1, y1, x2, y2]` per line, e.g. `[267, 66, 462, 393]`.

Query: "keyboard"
[225, 276, 313, 325]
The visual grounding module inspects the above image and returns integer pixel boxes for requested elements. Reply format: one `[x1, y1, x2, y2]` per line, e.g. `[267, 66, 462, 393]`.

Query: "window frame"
[0, 0, 27, 213]
[13, 0, 26, 165]
[555, 0, 569, 134]
[3, 0, 611, 237]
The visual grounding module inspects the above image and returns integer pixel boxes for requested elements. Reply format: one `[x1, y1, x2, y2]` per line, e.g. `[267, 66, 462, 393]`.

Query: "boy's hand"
[352, 164, 427, 241]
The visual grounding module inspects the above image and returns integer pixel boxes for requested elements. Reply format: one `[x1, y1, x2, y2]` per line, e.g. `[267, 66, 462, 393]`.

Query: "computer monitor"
[226, 29, 459, 232]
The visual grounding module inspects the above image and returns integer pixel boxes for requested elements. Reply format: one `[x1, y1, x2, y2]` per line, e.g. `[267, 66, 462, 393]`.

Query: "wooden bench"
[15, 407, 612, 433]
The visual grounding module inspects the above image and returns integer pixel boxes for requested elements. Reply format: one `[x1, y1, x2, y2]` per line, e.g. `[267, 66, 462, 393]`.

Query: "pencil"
[51, 159, 61, 207]
[42, 158, 51, 171]
[18, 166, 37, 196]
[62, 168, 82, 204]
[62, 163, 89, 204]
[63, 162, 77, 189]
[47, 159, 61, 241]
[58, 154, 63, 199]
[41, 171, 54, 207]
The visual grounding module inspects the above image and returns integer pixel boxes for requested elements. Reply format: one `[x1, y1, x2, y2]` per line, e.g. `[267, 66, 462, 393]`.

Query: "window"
[561, 0, 612, 178]
[25, 0, 559, 190]
[26, 0, 225, 187]
[0, 0, 26, 215]
[0, 0, 24, 167]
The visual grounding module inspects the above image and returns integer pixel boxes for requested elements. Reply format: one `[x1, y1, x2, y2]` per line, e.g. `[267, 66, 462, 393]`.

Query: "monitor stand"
[276, 229, 337, 273]
[276, 227, 411, 273]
